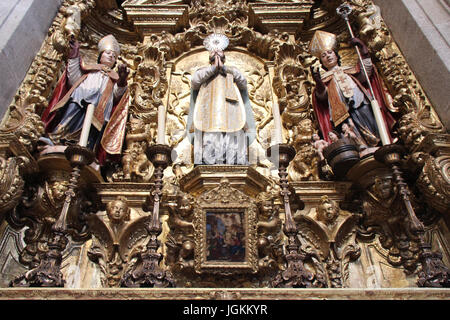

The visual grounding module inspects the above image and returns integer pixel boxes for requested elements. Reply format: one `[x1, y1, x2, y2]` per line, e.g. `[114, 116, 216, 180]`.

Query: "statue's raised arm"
[41, 34, 130, 164]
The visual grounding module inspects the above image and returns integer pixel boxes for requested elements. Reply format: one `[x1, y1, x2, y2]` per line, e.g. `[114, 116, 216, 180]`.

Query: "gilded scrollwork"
[0, 104, 45, 157]
[188, 0, 249, 26]
[274, 42, 312, 126]
[359, 175, 422, 274]
[288, 119, 319, 181]
[416, 154, 450, 216]
[269, 36, 322, 182]
[8, 170, 71, 270]
[131, 43, 167, 116]
[109, 116, 155, 182]
[0, 133, 37, 223]
[0, 157, 25, 220]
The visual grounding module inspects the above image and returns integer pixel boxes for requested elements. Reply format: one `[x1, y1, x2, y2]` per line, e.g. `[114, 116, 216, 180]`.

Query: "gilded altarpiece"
[0, 0, 449, 298]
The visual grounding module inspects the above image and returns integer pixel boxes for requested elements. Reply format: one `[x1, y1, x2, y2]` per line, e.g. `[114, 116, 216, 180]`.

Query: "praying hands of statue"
[117, 63, 129, 87]
[212, 51, 226, 75]
[216, 54, 223, 68]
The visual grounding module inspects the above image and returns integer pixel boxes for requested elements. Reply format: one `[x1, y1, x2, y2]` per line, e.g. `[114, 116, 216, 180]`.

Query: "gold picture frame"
[193, 178, 258, 275]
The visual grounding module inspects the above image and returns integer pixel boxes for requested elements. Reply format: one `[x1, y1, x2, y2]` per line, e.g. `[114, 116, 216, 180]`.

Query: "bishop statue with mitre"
[309, 30, 396, 147]
[41, 34, 129, 164]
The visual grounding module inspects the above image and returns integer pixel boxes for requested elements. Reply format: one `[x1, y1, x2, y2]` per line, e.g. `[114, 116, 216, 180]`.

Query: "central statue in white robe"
[187, 34, 255, 165]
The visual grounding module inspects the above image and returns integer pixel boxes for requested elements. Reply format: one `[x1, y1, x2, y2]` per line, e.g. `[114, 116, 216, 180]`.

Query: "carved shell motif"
[199, 178, 249, 205]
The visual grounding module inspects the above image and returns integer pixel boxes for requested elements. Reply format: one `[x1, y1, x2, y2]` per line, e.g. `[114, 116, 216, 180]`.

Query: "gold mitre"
[98, 34, 120, 56]
[309, 31, 337, 58]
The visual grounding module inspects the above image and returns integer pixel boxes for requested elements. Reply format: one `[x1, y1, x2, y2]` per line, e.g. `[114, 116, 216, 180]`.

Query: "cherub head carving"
[45, 172, 70, 206]
[257, 192, 276, 219]
[106, 196, 131, 225]
[317, 195, 339, 224]
[129, 115, 145, 133]
[177, 193, 193, 218]
[372, 176, 397, 201]
[50, 181, 69, 202]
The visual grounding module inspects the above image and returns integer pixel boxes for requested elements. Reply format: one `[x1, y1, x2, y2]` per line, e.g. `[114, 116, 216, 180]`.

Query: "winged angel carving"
[87, 196, 149, 287]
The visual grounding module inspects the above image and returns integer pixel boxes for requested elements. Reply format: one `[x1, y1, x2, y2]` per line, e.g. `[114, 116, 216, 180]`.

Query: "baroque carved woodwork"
[0, 0, 449, 292]
[294, 194, 360, 288]
[87, 195, 150, 287]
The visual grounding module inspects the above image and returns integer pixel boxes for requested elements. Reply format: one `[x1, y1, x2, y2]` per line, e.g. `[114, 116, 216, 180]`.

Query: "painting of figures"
[206, 212, 245, 262]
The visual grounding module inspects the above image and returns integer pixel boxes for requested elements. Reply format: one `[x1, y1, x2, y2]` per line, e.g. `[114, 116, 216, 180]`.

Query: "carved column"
[10, 145, 94, 287]
[121, 144, 175, 287]
[375, 145, 450, 287]
[269, 143, 323, 288]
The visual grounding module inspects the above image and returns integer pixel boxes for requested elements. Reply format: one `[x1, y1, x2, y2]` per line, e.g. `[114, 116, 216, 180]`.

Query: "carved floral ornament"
[0, 0, 448, 291]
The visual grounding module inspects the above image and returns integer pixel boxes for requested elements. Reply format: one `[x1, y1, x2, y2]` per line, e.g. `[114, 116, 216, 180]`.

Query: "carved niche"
[167, 46, 275, 177]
